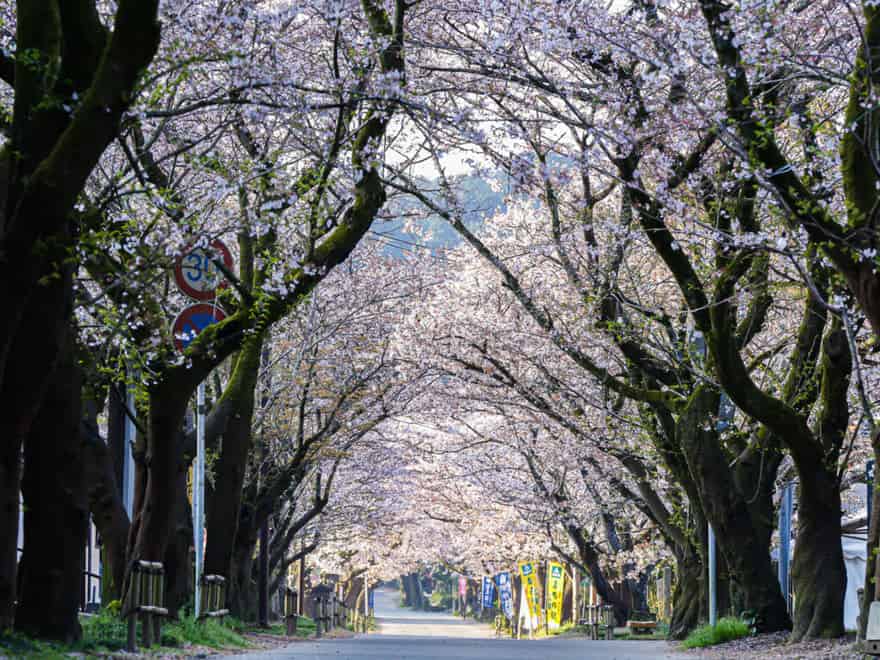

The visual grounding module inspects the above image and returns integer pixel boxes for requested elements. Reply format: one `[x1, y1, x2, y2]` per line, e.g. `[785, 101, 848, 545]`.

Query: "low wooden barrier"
[284, 587, 299, 636]
[123, 560, 168, 652]
[199, 574, 229, 621]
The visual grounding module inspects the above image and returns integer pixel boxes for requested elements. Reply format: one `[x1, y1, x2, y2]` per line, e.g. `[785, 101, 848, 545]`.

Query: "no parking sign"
[172, 303, 227, 353]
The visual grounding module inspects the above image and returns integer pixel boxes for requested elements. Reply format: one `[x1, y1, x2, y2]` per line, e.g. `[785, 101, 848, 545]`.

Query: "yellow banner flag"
[546, 562, 565, 628]
[518, 561, 541, 625]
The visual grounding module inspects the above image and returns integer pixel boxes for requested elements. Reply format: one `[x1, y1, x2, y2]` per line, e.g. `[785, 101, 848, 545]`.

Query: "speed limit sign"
[174, 239, 234, 301]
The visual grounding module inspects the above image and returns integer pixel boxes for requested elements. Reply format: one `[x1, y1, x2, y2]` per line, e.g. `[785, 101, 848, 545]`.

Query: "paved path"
[228, 587, 693, 659]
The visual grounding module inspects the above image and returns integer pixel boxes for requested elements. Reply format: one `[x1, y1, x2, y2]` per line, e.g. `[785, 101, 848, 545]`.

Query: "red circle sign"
[174, 239, 234, 301]
[171, 303, 227, 353]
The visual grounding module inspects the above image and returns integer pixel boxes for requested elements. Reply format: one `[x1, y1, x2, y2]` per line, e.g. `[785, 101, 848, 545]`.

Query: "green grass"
[162, 615, 249, 648]
[231, 615, 317, 638]
[0, 608, 253, 657]
[0, 630, 73, 659]
[681, 617, 751, 649]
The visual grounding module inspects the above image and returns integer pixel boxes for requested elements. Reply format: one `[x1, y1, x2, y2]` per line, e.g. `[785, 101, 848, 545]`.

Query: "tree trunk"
[0, 246, 77, 630]
[669, 548, 704, 639]
[15, 341, 87, 642]
[790, 476, 845, 640]
[82, 401, 129, 604]
[164, 469, 193, 619]
[0, 409, 21, 631]
[125, 372, 197, 603]
[229, 507, 259, 620]
[860, 433, 880, 640]
[204, 336, 263, 585]
[677, 385, 790, 633]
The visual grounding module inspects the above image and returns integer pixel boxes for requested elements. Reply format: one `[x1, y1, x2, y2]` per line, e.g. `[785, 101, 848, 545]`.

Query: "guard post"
[312, 584, 332, 638]
[199, 574, 229, 622]
[123, 560, 168, 652]
[284, 587, 299, 636]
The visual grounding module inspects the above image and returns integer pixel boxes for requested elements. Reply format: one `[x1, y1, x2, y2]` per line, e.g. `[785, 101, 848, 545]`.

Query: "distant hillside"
[368, 174, 508, 256]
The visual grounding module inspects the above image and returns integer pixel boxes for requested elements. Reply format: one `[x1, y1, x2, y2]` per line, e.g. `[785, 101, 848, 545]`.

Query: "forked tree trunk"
[677, 385, 790, 633]
[15, 341, 87, 642]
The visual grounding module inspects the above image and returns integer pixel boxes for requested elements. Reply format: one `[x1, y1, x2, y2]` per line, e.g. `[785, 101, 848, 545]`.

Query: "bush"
[681, 617, 751, 649]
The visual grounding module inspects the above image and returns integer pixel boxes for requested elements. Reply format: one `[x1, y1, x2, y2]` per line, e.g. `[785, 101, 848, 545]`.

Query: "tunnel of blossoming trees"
[1, 0, 879, 654]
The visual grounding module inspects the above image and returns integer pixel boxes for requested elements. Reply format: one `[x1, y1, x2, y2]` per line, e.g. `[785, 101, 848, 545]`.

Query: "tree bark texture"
[15, 340, 87, 642]
[204, 334, 263, 585]
[676, 385, 790, 633]
[0, 252, 77, 629]
[82, 397, 129, 604]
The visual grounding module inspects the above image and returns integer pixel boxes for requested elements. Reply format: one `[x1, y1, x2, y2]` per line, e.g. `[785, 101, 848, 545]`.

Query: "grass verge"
[681, 617, 751, 649]
[0, 608, 257, 657]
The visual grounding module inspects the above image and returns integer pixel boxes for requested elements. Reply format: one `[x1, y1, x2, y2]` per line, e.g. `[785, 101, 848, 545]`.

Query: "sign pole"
[708, 523, 717, 627]
[122, 369, 136, 518]
[194, 381, 206, 618]
[778, 482, 793, 612]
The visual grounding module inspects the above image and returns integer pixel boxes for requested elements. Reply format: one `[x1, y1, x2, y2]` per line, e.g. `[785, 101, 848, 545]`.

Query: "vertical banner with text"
[458, 575, 467, 598]
[481, 575, 496, 609]
[546, 562, 564, 628]
[519, 561, 541, 626]
[495, 572, 514, 620]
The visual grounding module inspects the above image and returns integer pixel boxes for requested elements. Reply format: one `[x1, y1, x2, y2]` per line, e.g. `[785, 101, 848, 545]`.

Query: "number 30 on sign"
[174, 239, 234, 301]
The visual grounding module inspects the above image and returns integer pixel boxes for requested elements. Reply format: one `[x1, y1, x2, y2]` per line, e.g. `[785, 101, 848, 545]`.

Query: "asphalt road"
[228, 588, 693, 659]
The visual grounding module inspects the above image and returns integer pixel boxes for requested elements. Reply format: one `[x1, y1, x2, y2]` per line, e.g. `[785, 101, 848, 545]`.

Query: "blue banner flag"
[481, 575, 496, 609]
[495, 572, 514, 620]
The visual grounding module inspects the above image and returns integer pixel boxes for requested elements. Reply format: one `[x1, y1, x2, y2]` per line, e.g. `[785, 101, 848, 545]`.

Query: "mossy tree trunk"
[675, 385, 790, 633]
[788, 326, 850, 640]
[204, 333, 264, 587]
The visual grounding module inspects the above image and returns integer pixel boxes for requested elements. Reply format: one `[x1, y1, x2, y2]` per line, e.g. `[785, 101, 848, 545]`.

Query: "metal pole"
[123, 373, 137, 518]
[778, 483, 793, 612]
[298, 551, 305, 616]
[194, 381, 206, 619]
[708, 523, 717, 627]
[868, 461, 875, 548]
[258, 522, 269, 626]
